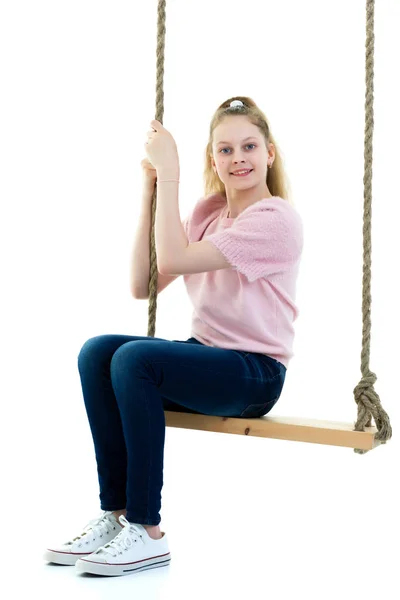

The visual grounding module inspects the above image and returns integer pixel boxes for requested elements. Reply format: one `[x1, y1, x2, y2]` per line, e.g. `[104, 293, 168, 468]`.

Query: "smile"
[231, 169, 253, 177]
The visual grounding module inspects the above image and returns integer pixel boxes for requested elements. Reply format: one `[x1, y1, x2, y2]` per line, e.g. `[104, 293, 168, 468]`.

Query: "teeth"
[233, 170, 250, 175]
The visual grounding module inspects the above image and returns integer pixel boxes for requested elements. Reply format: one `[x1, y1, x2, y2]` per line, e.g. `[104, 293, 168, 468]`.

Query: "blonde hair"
[203, 96, 292, 204]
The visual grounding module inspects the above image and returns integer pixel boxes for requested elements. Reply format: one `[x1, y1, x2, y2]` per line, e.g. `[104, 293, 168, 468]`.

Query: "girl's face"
[211, 116, 273, 188]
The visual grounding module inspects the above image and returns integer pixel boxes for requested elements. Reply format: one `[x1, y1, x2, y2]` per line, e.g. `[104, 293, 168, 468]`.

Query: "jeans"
[77, 335, 287, 526]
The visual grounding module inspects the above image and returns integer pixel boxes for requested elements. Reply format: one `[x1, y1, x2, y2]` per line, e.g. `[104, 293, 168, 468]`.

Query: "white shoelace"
[67, 511, 117, 545]
[96, 515, 145, 557]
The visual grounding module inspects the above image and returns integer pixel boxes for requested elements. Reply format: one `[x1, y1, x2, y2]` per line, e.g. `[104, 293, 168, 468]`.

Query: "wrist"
[157, 166, 180, 180]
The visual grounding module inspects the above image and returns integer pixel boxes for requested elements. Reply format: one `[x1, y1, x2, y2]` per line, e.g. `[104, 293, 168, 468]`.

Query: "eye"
[219, 143, 256, 154]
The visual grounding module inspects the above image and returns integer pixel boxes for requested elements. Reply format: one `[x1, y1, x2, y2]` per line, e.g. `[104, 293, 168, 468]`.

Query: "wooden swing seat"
[164, 411, 380, 450]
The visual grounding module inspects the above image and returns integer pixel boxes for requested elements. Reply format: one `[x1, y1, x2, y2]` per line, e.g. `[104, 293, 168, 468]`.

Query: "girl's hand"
[144, 120, 179, 173]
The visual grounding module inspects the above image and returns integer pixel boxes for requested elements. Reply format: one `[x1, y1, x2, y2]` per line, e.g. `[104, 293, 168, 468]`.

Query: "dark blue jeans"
[77, 335, 286, 526]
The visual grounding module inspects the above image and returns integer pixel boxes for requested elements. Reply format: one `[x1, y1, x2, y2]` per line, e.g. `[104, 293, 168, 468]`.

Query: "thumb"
[150, 119, 162, 130]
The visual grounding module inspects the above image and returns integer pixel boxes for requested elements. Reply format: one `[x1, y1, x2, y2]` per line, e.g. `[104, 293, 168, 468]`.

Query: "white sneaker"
[75, 515, 171, 576]
[43, 510, 124, 566]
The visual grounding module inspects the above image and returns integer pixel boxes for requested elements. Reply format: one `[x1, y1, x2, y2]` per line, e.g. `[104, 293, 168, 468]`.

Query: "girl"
[43, 97, 303, 577]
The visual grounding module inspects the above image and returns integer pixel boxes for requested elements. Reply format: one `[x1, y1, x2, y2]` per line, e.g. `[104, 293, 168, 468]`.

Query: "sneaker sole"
[75, 552, 171, 576]
[43, 549, 95, 566]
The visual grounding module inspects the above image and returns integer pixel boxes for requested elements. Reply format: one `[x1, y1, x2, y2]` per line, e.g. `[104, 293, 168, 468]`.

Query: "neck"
[225, 182, 272, 218]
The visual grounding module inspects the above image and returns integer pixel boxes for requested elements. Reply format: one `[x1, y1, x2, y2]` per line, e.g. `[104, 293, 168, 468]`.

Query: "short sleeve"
[205, 200, 303, 282]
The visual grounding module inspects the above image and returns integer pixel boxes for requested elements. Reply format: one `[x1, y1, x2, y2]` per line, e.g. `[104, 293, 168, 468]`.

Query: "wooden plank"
[164, 412, 380, 450]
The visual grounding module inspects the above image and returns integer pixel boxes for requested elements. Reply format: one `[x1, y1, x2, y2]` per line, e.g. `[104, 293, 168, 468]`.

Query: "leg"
[110, 337, 286, 526]
[77, 334, 176, 513]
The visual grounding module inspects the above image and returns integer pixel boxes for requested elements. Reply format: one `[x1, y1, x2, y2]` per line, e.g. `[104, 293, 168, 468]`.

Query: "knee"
[77, 335, 108, 367]
[110, 341, 148, 371]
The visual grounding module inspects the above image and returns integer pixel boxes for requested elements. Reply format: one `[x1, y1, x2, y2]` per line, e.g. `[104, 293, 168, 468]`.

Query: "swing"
[144, 0, 392, 454]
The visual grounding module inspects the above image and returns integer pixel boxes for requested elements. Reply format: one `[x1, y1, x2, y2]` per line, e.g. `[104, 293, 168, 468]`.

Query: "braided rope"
[147, 0, 166, 338]
[353, 0, 392, 453]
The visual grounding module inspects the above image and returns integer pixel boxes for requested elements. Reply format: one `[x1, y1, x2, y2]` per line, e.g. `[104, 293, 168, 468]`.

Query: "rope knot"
[353, 370, 377, 403]
[353, 370, 392, 448]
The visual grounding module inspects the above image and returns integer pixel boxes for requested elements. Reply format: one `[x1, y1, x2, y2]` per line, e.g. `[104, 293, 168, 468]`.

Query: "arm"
[155, 168, 231, 276]
[154, 167, 188, 273]
[130, 182, 181, 298]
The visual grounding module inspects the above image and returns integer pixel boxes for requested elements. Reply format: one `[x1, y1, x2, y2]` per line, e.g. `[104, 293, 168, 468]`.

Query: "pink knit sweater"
[181, 193, 303, 367]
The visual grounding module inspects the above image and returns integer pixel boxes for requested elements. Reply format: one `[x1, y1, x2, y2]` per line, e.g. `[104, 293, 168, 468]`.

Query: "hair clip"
[229, 100, 245, 109]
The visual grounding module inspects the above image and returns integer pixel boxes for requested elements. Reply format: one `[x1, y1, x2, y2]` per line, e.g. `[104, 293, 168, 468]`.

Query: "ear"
[268, 142, 276, 162]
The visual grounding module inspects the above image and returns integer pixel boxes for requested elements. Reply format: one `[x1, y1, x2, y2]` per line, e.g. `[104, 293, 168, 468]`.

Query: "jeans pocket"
[258, 355, 285, 380]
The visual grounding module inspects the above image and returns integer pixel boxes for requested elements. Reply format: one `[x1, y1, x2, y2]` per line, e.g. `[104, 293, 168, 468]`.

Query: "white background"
[1, 0, 399, 598]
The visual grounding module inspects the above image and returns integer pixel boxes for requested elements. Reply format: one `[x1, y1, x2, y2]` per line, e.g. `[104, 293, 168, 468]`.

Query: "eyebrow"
[215, 136, 258, 146]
